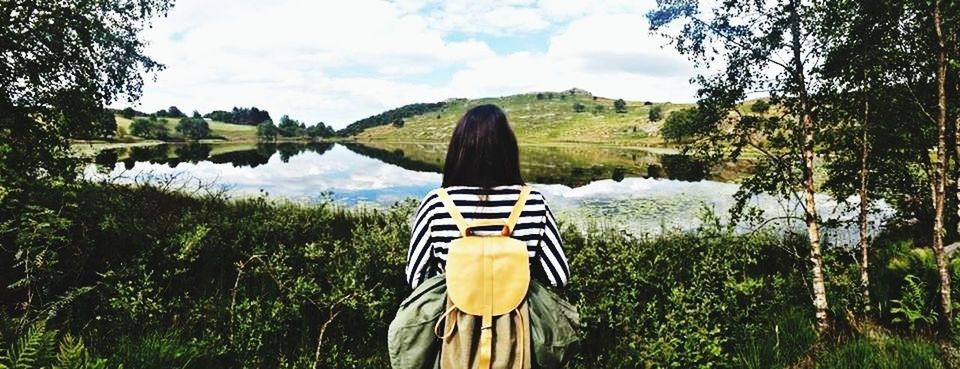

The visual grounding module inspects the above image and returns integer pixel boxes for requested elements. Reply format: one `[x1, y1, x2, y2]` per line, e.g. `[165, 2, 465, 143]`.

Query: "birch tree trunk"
[859, 94, 871, 313]
[790, 0, 830, 332]
[931, 0, 954, 332]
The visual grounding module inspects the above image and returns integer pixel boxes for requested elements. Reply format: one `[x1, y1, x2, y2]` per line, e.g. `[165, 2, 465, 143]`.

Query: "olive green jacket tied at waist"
[388, 275, 581, 369]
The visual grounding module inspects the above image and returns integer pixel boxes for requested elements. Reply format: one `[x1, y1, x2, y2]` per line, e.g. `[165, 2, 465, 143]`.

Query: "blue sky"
[129, 0, 698, 128]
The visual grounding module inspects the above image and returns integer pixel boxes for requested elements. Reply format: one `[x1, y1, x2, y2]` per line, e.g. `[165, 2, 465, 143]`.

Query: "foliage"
[204, 107, 272, 126]
[0, 321, 107, 369]
[572, 102, 586, 113]
[749, 100, 769, 115]
[155, 106, 186, 118]
[277, 115, 304, 137]
[119, 107, 140, 119]
[130, 117, 171, 140]
[647, 105, 662, 122]
[175, 118, 211, 140]
[613, 99, 628, 113]
[659, 107, 700, 143]
[306, 122, 336, 138]
[337, 101, 446, 136]
[815, 336, 944, 369]
[733, 308, 816, 369]
[257, 121, 279, 142]
[1, 181, 957, 367]
[890, 275, 938, 333]
[0, 0, 172, 184]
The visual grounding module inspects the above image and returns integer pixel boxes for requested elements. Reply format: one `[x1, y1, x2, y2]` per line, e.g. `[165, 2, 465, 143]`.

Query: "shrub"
[572, 102, 586, 113]
[648, 105, 663, 121]
[614, 98, 627, 113]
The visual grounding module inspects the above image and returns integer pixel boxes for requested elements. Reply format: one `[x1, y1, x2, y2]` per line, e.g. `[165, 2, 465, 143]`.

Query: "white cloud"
[447, 13, 696, 101]
[126, 0, 697, 128]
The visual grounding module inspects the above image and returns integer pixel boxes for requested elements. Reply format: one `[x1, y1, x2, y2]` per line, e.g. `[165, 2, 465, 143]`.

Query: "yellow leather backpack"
[433, 186, 533, 369]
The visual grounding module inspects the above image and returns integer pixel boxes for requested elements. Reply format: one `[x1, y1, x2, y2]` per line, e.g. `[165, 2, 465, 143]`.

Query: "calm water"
[83, 142, 890, 243]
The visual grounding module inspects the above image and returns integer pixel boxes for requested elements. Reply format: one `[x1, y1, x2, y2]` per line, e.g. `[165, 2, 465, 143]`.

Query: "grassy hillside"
[353, 90, 694, 145]
[115, 115, 258, 141]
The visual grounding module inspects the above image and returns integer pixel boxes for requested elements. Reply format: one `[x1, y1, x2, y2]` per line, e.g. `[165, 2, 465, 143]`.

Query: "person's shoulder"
[526, 185, 547, 201]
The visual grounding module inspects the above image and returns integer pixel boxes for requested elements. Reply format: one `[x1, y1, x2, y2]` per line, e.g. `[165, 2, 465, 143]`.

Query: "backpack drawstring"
[434, 305, 459, 339]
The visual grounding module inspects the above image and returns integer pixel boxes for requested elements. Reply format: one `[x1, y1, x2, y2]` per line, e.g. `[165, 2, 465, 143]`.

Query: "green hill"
[115, 115, 258, 141]
[352, 89, 694, 146]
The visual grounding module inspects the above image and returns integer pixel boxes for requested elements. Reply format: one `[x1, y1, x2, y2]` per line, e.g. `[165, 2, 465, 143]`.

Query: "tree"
[121, 107, 138, 119]
[205, 110, 233, 122]
[175, 118, 210, 140]
[572, 102, 586, 113]
[649, 0, 831, 332]
[928, 0, 954, 328]
[167, 106, 185, 118]
[750, 100, 770, 115]
[278, 115, 304, 137]
[659, 107, 699, 143]
[392, 118, 405, 128]
[306, 122, 335, 139]
[130, 118, 170, 140]
[192, 110, 202, 119]
[592, 105, 605, 114]
[257, 121, 278, 142]
[648, 105, 662, 122]
[614, 99, 628, 113]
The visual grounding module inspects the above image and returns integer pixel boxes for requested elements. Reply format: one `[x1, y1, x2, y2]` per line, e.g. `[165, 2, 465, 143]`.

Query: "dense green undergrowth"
[1, 182, 957, 368]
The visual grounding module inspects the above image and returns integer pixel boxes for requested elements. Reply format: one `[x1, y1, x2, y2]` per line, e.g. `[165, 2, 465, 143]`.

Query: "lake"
[83, 142, 889, 244]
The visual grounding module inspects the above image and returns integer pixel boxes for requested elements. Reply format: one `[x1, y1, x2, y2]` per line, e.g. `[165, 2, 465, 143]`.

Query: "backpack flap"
[435, 186, 533, 369]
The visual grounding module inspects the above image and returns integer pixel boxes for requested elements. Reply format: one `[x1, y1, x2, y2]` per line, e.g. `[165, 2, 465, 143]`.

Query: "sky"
[128, 0, 699, 129]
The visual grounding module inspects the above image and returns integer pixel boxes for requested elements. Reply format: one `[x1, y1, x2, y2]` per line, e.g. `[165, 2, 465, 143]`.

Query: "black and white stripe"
[405, 185, 570, 288]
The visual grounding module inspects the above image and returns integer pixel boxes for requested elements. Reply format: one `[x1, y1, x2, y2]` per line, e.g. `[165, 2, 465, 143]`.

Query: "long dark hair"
[441, 104, 523, 188]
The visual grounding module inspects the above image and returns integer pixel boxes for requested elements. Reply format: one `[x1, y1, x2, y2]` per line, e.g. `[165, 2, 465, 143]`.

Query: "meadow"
[354, 90, 692, 146]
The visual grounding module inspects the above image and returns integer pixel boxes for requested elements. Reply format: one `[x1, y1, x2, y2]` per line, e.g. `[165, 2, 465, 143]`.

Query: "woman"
[404, 104, 570, 289]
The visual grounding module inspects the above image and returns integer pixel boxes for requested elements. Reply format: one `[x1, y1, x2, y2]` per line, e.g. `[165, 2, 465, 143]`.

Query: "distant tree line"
[256, 115, 336, 142]
[116, 105, 272, 126]
[204, 106, 272, 125]
[338, 101, 447, 136]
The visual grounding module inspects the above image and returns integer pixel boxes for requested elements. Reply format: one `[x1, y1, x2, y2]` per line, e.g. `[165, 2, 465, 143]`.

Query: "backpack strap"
[436, 186, 531, 237]
[435, 188, 469, 237]
[505, 186, 531, 235]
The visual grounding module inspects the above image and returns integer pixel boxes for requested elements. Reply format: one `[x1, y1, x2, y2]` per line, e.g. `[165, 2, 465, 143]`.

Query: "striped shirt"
[405, 185, 570, 288]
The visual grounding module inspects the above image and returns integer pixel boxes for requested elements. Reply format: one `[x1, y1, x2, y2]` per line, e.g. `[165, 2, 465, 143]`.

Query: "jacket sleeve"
[405, 192, 438, 288]
[534, 193, 570, 287]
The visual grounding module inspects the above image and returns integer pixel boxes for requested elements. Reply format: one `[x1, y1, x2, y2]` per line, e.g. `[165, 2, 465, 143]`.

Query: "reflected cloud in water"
[84, 142, 891, 244]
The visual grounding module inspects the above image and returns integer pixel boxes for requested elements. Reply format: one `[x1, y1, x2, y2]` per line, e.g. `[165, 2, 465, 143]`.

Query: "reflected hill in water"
[91, 142, 740, 187]
[342, 142, 728, 187]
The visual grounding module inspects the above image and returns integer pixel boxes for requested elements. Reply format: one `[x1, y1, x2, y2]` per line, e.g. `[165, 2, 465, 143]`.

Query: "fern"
[54, 334, 107, 369]
[0, 321, 56, 369]
[890, 274, 937, 332]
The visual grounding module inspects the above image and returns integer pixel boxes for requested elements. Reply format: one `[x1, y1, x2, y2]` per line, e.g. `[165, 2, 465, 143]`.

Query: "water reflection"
[83, 142, 888, 245]
[342, 142, 717, 186]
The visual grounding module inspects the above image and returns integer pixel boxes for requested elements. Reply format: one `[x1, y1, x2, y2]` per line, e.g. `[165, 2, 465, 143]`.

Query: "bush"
[0, 182, 952, 368]
[572, 102, 586, 113]
[614, 98, 627, 113]
[648, 105, 663, 122]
